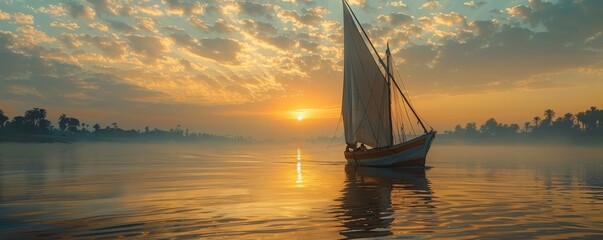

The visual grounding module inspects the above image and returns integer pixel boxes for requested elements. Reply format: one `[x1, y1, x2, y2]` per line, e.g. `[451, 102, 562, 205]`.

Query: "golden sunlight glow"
[283, 107, 340, 122]
[295, 110, 305, 121]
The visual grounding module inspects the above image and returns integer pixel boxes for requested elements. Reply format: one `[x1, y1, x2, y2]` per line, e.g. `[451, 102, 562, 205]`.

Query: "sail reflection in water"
[336, 166, 434, 238]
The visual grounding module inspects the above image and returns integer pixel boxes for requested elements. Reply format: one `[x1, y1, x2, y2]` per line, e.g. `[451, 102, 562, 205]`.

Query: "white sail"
[342, 2, 392, 148]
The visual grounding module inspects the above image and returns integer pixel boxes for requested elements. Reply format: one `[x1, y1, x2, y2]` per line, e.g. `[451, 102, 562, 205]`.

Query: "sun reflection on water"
[296, 148, 303, 187]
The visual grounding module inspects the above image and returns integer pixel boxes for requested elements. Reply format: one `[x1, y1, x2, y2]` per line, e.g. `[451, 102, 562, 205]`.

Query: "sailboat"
[341, 0, 436, 167]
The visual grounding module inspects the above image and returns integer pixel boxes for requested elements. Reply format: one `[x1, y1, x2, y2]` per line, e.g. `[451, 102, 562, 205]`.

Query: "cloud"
[1, 0, 601, 118]
[0, 30, 164, 107]
[585, 32, 603, 50]
[395, 13, 602, 95]
[347, 0, 366, 6]
[162, 0, 204, 15]
[50, 21, 79, 31]
[0, 10, 9, 20]
[506, 5, 532, 20]
[13, 13, 34, 25]
[277, 7, 326, 28]
[433, 12, 467, 27]
[420, 0, 440, 10]
[238, 19, 303, 51]
[188, 17, 237, 34]
[135, 17, 158, 33]
[238, 1, 274, 17]
[188, 16, 209, 31]
[138, 4, 164, 16]
[390, 1, 407, 8]
[17, 26, 56, 45]
[107, 20, 136, 33]
[170, 32, 241, 64]
[209, 19, 237, 34]
[60, 33, 127, 60]
[241, 19, 278, 35]
[468, 19, 499, 36]
[67, 3, 96, 20]
[86, 0, 120, 16]
[88, 22, 109, 32]
[37, 4, 68, 17]
[127, 35, 167, 63]
[508, 0, 603, 38]
[464, 1, 486, 9]
[378, 12, 413, 26]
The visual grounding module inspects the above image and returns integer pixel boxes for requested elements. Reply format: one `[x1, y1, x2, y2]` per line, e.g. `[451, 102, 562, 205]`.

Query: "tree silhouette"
[448, 106, 601, 140]
[532, 116, 541, 128]
[67, 118, 80, 133]
[22, 108, 51, 134]
[58, 114, 81, 134]
[523, 122, 531, 133]
[480, 118, 500, 136]
[93, 123, 101, 132]
[576, 107, 601, 131]
[10, 116, 26, 132]
[59, 114, 68, 132]
[0, 106, 254, 143]
[0, 109, 8, 129]
[542, 109, 555, 127]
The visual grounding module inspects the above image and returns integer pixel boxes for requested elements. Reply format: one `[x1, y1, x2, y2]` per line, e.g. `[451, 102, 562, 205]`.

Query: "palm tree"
[543, 109, 555, 127]
[562, 113, 575, 125]
[523, 122, 531, 133]
[532, 116, 541, 128]
[588, 107, 601, 129]
[576, 112, 587, 129]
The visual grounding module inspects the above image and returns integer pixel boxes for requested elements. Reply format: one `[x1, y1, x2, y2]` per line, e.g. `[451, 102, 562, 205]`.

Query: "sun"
[297, 115, 303, 121]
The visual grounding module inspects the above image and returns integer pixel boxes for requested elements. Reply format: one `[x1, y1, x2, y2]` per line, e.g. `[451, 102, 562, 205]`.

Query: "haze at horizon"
[1, 0, 602, 138]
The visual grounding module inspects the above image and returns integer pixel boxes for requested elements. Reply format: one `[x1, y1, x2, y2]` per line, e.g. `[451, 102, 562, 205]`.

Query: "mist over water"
[0, 142, 602, 239]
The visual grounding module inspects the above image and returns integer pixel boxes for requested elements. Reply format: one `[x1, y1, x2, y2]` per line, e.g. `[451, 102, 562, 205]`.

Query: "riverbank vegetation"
[441, 107, 602, 143]
[0, 108, 251, 143]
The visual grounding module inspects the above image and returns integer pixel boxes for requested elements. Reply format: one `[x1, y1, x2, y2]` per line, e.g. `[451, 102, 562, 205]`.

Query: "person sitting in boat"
[359, 144, 367, 151]
[346, 143, 356, 152]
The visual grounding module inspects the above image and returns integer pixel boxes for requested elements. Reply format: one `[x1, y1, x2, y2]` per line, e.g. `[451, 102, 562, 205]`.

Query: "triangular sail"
[342, 1, 392, 148]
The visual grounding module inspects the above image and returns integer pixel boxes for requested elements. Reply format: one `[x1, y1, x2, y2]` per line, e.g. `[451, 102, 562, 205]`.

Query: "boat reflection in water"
[336, 166, 434, 239]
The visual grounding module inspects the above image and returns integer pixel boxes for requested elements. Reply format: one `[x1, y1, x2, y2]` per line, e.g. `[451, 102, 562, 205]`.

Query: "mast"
[342, 0, 429, 134]
[386, 43, 393, 145]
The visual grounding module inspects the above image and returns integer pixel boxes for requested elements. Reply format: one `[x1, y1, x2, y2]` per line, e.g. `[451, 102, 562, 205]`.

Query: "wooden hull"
[344, 131, 436, 167]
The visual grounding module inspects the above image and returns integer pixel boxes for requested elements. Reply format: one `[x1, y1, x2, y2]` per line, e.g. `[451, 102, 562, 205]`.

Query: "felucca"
[341, 0, 436, 167]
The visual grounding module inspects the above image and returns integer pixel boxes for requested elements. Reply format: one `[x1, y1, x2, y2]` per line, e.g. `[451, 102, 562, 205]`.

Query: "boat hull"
[344, 131, 436, 167]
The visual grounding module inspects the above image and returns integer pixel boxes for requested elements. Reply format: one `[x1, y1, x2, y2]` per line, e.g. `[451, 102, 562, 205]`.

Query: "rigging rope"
[327, 113, 343, 149]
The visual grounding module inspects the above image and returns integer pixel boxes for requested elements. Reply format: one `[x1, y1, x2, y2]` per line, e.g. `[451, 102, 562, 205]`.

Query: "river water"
[0, 142, 602, 239]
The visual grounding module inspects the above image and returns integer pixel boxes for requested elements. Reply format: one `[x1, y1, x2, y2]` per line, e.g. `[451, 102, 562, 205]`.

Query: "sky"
[0, 0, 602, 138]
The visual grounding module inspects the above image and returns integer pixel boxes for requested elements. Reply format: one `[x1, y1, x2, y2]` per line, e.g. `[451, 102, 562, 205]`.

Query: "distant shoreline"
[1, 133, 601, 146]
[0, 135, 75, 143]
[435, 134, 603, 146]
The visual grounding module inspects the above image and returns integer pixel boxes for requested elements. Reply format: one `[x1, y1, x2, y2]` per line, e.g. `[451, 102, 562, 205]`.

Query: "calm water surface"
[0, 142, 602, 239]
